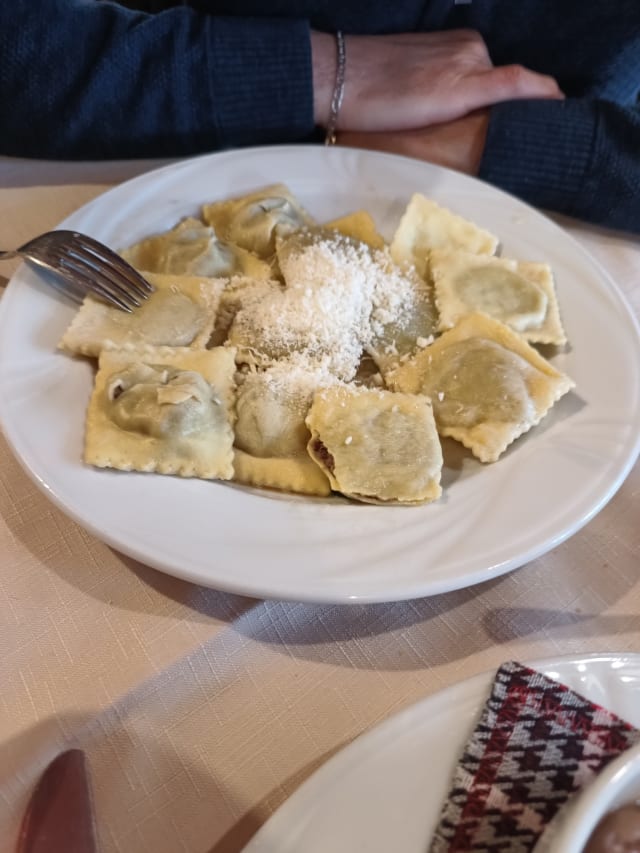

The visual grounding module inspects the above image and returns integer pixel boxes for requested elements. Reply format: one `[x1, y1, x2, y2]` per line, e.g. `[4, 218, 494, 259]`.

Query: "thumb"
[473, 64, 565, 106]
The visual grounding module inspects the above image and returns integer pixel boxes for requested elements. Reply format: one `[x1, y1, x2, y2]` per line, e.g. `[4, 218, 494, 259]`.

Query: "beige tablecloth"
[1, 156, 639, 853]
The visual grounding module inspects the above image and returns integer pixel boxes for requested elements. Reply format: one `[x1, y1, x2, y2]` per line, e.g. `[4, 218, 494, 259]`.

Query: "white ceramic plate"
[0, 146, 639, 603]
[242, 653, 640, 853]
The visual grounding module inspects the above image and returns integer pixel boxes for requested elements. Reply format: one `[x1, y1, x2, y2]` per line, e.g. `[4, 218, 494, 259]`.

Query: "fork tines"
[47, 231, 153, 312]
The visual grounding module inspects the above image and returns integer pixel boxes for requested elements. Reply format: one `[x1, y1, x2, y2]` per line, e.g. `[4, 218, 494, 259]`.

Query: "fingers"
[477, 64, 565, 105]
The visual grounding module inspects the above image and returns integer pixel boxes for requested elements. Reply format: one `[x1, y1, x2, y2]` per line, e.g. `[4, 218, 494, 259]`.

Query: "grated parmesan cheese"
[226, 229, 438, 387]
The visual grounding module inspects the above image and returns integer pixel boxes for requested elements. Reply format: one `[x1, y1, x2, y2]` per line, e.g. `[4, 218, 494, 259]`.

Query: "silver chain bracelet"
[324, 31, 346, 146]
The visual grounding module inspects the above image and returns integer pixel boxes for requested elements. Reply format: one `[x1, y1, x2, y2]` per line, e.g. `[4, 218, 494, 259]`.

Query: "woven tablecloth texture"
[0, 159, 639, 853]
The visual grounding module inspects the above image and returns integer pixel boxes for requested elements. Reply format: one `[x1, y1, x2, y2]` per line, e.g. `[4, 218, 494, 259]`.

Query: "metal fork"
[0, 229, 153, 312]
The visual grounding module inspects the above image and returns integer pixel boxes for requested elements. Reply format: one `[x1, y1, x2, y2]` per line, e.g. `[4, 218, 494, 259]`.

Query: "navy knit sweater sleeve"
[480, 99, 640, 233]
[466, 0, 640, 232]
[0, 0, 314, 158]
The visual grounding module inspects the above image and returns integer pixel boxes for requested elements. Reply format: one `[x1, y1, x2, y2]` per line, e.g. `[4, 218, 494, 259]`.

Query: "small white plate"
[0, 146, 638, 603]
[242, 654, 640, 853]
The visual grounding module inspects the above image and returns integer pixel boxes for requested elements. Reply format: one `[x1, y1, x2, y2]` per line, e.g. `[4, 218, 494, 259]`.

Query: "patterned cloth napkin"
[429, 661, 640, 853]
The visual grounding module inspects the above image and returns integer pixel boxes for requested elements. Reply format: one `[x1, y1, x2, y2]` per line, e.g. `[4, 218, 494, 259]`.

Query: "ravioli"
[120, 217, 271, 279]
[232, 359, 334, 495]
[388, 313, 574, 462]
[390, 194, 499, 279]
[202, 184, 314, 258]
[69, 184, 576, 504]
[85, 346, 236, 479]
[431, 249, 566, 344]
[306, 385, 443, 505]
[59, 272, 225, 357]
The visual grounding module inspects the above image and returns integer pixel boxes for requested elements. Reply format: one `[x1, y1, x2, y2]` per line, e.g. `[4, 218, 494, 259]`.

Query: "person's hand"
[312, 30, 563, 132]
[337, 110, 491, 175]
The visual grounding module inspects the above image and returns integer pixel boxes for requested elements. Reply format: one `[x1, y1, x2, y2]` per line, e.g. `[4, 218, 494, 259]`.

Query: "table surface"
[1, 154, 639, 853]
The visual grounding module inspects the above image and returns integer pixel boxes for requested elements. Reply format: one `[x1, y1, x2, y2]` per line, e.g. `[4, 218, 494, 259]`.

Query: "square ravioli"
[388, 313, 575, 463]
[202, 183, 314, 258]
[59, 272, 226, 357]
[306, 385, 443, 505]
[120, 217, 271, 279]
[85, 346, 236, 479]
[232, 359, 334, 496]
[390, 193, 498, 279]
[431, 249, 567, 345]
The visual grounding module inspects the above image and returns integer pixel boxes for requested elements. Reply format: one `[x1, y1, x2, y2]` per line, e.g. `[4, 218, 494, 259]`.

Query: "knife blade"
[17, 749, 97, 853]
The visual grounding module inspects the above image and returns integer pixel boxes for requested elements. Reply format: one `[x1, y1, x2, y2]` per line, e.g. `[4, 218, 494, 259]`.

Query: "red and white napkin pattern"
[429, 661, 640, 853]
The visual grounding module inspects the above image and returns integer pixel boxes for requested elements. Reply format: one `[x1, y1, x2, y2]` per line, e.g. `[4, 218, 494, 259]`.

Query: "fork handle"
[0, 250, 20, 261]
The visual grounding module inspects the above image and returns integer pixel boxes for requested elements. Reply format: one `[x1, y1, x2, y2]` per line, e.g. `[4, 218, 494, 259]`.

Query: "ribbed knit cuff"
[205, 16, 314, 148]
[479, 99, 597, 219]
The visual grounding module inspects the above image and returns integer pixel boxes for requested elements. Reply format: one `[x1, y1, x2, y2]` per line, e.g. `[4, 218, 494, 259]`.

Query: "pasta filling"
[423, 338, 536, 427]
[105, 364, 222, 439]
[310, 438, 336, 473]
[452, 266, 547, 328]
[129, 288, 204, 346]
[227, 197, 308, 256]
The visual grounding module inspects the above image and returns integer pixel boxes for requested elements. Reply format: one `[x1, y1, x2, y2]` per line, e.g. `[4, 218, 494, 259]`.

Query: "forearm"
[480, 98, 640, 232]
[0, 0, 315, 159]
